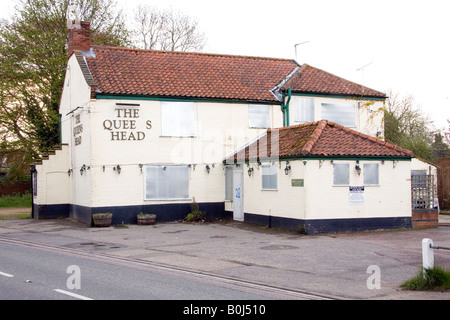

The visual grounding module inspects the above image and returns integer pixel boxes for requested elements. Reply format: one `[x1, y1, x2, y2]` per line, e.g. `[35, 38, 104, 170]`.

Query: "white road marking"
[53, 289, 93, 300]
[0, 271, 14, 278]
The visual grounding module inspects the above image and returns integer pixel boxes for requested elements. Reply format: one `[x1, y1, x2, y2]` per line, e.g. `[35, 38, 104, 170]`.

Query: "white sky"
[2, 0, 449, 130]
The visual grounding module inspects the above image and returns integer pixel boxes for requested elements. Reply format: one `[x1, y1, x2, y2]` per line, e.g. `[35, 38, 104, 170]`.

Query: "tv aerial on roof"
[294, 41, 310, 62]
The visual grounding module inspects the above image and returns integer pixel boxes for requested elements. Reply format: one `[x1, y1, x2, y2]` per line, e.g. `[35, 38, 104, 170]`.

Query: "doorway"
[233, 168, 244, 221]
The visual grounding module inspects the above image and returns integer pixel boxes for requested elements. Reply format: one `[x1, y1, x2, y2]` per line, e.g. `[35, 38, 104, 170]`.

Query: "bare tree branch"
[132, 6, 205, 52]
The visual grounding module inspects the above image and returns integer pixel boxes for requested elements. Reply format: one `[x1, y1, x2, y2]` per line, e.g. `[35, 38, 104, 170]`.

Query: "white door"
[233, 169, 244, 221]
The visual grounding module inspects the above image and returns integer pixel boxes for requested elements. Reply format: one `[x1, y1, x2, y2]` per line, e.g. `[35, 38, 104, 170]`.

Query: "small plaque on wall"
[291, 179, 304, 187]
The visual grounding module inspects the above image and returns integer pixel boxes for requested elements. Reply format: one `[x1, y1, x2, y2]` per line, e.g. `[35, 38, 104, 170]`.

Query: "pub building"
[33, 21, 420, 233]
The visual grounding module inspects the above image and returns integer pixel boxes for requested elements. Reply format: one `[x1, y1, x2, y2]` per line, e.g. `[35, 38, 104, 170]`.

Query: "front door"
[233, 169, 244, 221]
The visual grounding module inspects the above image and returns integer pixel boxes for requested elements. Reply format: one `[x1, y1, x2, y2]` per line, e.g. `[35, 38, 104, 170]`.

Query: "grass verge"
[0, 193, 32, 208]
[401, 265, 450, 291]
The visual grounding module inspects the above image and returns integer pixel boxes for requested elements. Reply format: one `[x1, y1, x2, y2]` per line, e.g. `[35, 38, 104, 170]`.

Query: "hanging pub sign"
[349, 186, 365, 204]
[103, 106, 152, 141]
[73, 113, 83, 146]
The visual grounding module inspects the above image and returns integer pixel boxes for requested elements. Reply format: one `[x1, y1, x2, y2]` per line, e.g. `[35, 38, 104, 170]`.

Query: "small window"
[333, 163, 349, 185]
[225, 166, 233, 201]
[364, 163, 379, 185]
[262, 164, 277, 190]
[249, 104, 270, 128]
[145, 165, 189, 200]
[161, 101, 195, 136]
[295, 98, 314, 123]
[321, 103, 355, 127]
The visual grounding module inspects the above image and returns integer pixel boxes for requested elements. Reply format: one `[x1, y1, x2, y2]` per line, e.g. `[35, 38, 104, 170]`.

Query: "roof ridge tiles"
[301, 120, 328, 156]
[90, 45, 296, 62]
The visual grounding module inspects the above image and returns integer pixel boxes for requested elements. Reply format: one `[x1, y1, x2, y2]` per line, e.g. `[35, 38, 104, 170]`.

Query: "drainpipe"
[281, 88, 292, 127]
[281, 105, 286, 127]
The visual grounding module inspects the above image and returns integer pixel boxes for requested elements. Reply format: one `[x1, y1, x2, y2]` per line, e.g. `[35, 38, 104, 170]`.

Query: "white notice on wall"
[349, 186, 365, 204]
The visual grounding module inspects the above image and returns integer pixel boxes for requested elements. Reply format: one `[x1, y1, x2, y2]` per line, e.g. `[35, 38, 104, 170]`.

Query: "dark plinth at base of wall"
[243, 212, 412, 234]
[33, 203, 413, 234]
[33, 202, 228, 226]
[33, 204, 70, 220]
[411, 209, 439, 229]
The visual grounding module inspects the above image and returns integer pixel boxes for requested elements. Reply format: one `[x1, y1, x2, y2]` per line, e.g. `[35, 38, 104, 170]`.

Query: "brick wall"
[0, 181, 31, 196]
[411, 209, 438, 229]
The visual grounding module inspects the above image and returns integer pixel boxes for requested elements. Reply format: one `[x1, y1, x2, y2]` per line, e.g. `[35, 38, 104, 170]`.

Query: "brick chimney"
[67, 21, 91, 57]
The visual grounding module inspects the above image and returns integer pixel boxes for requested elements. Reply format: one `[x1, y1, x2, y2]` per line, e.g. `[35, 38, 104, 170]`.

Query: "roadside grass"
[0, 193, 32, 208]
[0, 193, 32, 219]
[401, 265, 450, 291]
[0, 212, 31, 220]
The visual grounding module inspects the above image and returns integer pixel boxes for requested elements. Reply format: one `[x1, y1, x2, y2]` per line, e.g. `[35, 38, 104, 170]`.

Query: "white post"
[422, 238, 434, 272]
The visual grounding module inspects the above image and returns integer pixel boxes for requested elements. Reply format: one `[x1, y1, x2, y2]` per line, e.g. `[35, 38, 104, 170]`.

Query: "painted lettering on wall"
[73, 114, 83, 146]
[103, 108, 152, 141]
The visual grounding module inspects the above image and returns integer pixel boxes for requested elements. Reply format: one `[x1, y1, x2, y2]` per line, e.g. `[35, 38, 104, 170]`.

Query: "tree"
[0, 0, 130, 181]
[133, 5, 206, 52]
[432, 132, 450, 157]
[384, 90, 436, 161]
[445, 120, 450, 145]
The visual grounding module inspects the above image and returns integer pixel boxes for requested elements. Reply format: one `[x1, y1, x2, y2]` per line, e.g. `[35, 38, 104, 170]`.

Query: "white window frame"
[262, 164, 278, 190]
[363, 163, 379, 186]
[333, 163, 349, 186]
[294, 98, 314, 123]
[144, 165, 190, 200]
[249, 104, 270, 128]
[321, 103, 355, 127]
[161, 101, 195, 137]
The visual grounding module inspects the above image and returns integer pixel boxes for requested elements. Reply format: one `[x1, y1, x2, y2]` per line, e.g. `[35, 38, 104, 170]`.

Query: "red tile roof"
[284, 64, 386, 99]
[85, 46, 298, 103]
[80, 46, 386, 102]
[227, 120, 413, 162]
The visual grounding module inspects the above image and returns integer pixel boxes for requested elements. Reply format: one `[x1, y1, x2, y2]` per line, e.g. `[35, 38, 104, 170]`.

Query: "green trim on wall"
[227, 156, 412, 165]
[96, 94, 281, 105]
[290, 92, 386, 101]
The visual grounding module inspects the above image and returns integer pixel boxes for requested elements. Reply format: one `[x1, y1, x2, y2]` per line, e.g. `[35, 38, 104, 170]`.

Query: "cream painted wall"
[59, 54, 92, 145]
[303, 159, 411, 220]
[290, 95, 385, 138]
[72, 99, 283, 207]
[34, 145, 70, 205]
[243, 161, 305, 220]
[243, 158, 411, 221]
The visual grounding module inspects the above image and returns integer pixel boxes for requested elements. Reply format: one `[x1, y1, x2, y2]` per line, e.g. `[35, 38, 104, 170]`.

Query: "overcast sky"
[2, 0, 449, 130]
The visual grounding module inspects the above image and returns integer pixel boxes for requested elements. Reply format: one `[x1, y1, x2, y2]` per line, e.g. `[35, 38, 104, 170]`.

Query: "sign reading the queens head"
[103, 107, 152, 141]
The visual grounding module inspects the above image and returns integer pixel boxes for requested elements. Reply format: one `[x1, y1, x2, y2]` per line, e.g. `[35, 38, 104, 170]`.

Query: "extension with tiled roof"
[227, 120, 413, 163]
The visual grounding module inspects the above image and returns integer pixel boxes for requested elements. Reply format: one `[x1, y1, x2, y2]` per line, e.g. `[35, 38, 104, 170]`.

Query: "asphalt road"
[1, 216, 449, 300]
[0, 240, 321, 301]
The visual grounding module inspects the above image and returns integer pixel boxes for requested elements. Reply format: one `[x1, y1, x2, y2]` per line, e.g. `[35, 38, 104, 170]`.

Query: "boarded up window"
[333, 163, 349, 185]
[145, 165, 189, 200]
[321, 103, 355, 127]
[249, 104, 270, 128]
[262, 164, 277, 190]
[161, 102, 195, 136]
[295, 98, 314, 123]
